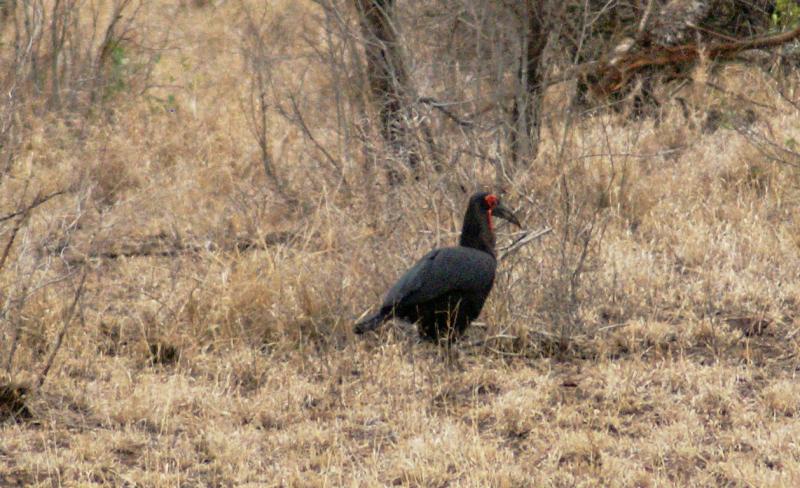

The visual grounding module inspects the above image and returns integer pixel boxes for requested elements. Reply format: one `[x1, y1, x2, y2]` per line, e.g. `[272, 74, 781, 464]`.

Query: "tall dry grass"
[1, 0, 800, 485]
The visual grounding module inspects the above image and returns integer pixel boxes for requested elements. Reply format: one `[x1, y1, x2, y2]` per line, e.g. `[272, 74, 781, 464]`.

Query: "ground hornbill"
[354, 192, 521, 342]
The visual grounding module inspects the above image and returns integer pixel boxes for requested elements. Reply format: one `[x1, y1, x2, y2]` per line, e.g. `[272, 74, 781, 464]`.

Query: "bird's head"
[473, 192, 522, 230]
[461, 192, 522, 255]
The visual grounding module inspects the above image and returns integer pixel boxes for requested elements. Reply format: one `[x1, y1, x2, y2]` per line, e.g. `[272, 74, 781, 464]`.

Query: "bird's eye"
[484, 194, 498, 209]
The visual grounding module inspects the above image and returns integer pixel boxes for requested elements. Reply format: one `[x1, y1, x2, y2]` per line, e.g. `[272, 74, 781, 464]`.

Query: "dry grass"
[2, 0, 800, 486]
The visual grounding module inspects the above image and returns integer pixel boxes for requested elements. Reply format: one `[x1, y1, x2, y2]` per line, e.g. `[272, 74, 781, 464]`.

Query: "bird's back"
[381, 246, 496, 311]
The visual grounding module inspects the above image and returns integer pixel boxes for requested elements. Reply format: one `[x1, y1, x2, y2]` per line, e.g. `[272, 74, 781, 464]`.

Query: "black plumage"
[354, 192, 521, 342]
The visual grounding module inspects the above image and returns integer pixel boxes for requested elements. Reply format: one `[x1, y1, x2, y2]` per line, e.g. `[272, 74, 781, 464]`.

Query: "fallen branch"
[588, 24, 800, 98]
[55, 231, 296, 264]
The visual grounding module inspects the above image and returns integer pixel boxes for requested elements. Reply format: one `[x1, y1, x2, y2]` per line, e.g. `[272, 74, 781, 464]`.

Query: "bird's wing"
[380, 247, 496, 310]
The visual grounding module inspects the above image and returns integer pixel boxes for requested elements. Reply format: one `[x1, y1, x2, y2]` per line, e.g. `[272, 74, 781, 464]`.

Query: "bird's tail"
[353, 311, 387, 335]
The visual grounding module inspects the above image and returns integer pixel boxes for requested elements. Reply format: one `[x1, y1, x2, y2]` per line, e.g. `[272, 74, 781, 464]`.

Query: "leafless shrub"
[1, 185, 91, 386]
[239, 0, 379, 202]
[238, 1, 287, 191]
[0, 0, 158, 176]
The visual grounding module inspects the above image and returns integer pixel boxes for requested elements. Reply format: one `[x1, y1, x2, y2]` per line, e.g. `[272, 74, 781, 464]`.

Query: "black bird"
[354, 192, 521, 342]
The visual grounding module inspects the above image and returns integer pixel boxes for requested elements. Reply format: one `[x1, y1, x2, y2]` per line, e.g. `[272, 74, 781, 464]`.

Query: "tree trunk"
[510, 0, 547, 167]
[352, 0, 439, 181]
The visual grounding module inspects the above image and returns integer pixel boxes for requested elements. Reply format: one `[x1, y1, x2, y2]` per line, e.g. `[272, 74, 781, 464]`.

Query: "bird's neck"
[459, 206, 496, 257]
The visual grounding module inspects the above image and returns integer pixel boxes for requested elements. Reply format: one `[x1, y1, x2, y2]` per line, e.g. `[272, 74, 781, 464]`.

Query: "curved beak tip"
[494, 203, 522, 228]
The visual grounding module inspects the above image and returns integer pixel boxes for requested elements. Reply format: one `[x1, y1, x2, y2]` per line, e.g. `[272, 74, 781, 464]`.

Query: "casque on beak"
[492, 201, 522, 228]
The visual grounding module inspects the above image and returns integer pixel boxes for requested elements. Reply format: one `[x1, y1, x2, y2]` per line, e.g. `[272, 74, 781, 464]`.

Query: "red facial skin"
[484, 194, 498, 231]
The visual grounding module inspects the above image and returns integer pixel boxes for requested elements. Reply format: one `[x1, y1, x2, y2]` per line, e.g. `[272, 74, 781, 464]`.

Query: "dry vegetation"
[2, 0, 800, 486]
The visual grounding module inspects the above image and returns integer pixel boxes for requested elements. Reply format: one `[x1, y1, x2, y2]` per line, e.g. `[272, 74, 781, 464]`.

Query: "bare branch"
[0, 188, 66, 224]
[498, 227, 552, 261]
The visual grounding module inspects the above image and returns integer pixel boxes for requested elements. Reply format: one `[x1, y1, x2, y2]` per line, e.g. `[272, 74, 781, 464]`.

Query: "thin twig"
[596, 322, 629, 332]
[0, 189, 66, 223]
[574, 149, 685, 160]
[0, 213, 26, 273]
[36, 266, 88, 389]
[735, 125, 800, 168]
[0, 183, 43, 273]
[635, 0, 654, 41]
[279, 92, 343, 177]
[498, 227, 552, 261]
[418, 97, 476, 128]
[466, 333, 520, 348]
[703, 80, 778, 111]
[4, 279, 33, 373]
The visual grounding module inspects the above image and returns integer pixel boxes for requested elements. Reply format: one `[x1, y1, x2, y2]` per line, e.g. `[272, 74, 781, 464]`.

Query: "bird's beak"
[493, 202, 522, 228]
